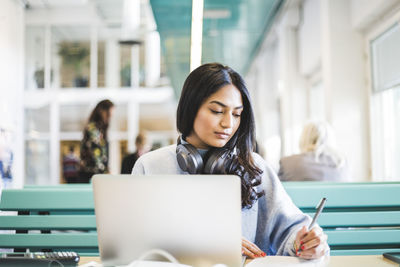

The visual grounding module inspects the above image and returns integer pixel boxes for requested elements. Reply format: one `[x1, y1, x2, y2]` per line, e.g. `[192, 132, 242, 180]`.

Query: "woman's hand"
[294, 225, 328, 259]
[242, 237, 266, 259]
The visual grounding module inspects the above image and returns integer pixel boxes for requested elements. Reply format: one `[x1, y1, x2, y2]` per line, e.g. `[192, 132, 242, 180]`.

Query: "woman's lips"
[215, 132, 231, 139]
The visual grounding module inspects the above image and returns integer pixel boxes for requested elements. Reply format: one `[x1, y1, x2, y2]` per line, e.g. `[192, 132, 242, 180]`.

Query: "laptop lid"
[92, 175, 242, 267]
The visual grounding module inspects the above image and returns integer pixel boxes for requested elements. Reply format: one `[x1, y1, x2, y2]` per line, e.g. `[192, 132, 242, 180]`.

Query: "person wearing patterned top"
[79, 99, 114, 183]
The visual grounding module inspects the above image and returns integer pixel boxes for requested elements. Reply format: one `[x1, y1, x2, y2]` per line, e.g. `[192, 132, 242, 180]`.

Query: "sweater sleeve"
[131, 156, 145, 175]
[253, 155, 312, 255]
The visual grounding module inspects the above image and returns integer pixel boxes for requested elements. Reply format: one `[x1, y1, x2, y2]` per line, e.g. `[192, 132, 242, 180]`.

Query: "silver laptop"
[92, 175, 242, 267]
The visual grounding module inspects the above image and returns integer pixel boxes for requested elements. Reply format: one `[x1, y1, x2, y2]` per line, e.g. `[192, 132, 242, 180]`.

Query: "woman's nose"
[221, 113, 233, 128]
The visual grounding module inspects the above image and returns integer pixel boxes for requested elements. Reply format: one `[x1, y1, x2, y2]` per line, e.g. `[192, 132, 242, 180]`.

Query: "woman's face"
[103, 107, 114, 124]
[186, 84, 243, 149]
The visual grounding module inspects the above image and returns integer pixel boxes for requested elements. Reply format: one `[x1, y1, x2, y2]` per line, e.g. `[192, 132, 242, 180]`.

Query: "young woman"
[132, 63, 328, 259]
[79, 99, 114, 183]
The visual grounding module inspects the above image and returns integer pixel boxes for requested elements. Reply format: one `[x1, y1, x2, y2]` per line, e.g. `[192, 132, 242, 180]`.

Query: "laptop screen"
[93, 175, 242, 267]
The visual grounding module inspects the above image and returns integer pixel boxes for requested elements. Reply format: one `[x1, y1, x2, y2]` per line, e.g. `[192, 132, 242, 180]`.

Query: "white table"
[79, 255, 398, 267]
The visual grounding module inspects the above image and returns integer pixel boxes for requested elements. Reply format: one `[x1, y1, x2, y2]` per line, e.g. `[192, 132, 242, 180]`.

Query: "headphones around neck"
[176, 136, 236, 174]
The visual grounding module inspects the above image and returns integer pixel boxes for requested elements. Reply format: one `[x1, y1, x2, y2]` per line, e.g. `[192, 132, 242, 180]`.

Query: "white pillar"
[44, 25, 51, 90]
[53, 51, 61, 88]
[49, 100, 60, 184]
[0, 0, 25, 188]
[321, 0, 370, 180]
[105, 39, 120, 88]
[121, 0, 140, 41]
[145, 31, 160, 87]
[109, 139, 120, 174]
[277, 3, 306, 156]
[90, 26, 98, 89]
[127, 101, 139, 153]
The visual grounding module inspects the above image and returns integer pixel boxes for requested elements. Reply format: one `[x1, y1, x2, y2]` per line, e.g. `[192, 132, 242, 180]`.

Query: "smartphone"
[383, 252, 400, 264]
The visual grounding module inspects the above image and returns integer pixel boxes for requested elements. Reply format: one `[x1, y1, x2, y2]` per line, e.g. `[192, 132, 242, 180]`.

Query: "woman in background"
[132, 63, 328, 259]
[79, 99, 114, 183]
[278, 121, 349, 182]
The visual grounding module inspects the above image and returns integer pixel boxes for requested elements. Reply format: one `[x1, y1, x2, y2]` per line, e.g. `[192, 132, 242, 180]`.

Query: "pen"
[241, 255, 246, 267]
[297, 197, 327, 254]
[309, 197, 327, 230]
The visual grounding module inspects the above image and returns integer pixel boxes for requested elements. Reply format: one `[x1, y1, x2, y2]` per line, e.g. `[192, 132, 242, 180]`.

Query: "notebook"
[92, 174, 242, 267]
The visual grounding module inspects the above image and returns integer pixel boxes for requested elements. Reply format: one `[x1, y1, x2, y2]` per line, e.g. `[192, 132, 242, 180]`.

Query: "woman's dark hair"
[177, 63, 264, 209]
[88, 99, 114, 138]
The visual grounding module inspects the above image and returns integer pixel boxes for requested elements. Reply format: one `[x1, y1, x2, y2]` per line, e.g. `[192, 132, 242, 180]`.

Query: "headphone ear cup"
[203, 149, 232, 174]
[176, 143, 204, 174]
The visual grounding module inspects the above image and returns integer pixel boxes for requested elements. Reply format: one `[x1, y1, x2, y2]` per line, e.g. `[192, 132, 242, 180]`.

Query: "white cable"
[126, 248, 182, 267]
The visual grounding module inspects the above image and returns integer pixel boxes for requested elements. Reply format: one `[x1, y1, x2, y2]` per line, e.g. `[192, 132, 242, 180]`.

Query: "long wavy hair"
[87, 99, 114, 139]
[177, 63, 264, 209]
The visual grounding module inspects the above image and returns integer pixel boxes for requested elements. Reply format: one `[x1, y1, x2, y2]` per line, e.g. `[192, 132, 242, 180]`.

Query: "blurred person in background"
[79, 99, 114, 183]
[62, 145, 80, 183]
[278, 121, 349, 182]
[121, 132, 151, 174]
[0, 127, 13, 189]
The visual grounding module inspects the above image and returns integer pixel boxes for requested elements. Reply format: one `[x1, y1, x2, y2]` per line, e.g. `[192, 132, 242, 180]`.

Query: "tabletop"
[79, 255, 398, 267]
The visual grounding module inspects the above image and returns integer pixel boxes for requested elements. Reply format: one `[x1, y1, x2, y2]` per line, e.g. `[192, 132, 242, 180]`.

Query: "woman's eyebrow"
[209, 100, 243, 110]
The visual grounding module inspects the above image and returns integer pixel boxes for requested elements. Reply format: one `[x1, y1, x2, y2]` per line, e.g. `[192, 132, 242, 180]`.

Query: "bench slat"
[325, 229, 400, 246]
[0, 233, 98, 248]
[304, 211, 400, 227]
[24, 184, 92, 189]
[283, 182, 400, 208]
[331, 248, 400, 255]
[0, 189, 94, 211]
[0, 215, 96, 230]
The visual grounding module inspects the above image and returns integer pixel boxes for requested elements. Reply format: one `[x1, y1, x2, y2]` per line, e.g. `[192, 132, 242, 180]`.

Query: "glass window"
[25, 105, 50, 135]
[25, 140, 50, 185]
[370, 22, 400, 181]
[60, 104, 92, 132]
[24, 105, 50, 184]
[98, 41, 106, 87]
[120, 45, 132, 87]
[110, 104, 128, 132]
[51, 26, 91, 88]
[371, 86, 400, 180]
[371, 23, 400, 92]
[119, 44, 145, 88]
[25, 26, 46, 90]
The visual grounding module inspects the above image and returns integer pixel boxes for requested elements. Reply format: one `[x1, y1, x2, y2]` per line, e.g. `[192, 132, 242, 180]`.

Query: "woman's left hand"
[294, 225, 328, 259]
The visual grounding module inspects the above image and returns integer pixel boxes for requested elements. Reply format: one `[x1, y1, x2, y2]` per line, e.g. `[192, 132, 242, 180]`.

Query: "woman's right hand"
[242, 237, 267, 258]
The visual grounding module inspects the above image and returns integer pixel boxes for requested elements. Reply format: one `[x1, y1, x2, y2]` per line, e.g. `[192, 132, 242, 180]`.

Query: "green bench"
[0, 186, 98, 256]
[1, 182, 399, 256]
[282, 181, 400, 256]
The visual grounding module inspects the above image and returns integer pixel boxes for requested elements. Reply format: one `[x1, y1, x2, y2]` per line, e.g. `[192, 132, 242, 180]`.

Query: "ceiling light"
[203, 9, 231, 19]
[190, 0, 204, 71]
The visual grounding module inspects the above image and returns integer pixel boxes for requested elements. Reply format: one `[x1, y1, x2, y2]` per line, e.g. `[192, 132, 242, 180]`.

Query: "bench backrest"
[282, 181, 400, 256]
[0, 186, 97, 256]
[2, 182, 399, 256]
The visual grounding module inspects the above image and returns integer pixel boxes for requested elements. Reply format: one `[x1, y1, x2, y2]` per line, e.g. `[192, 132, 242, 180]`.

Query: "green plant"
[121, 64, 131, 86]
[58, 42, 89, 74]
[33, 68, 44, 88]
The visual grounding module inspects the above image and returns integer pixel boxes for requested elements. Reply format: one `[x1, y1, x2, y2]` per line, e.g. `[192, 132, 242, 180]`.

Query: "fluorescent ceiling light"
[190, 0, 204, 72]
[203, 9, 231, 19]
